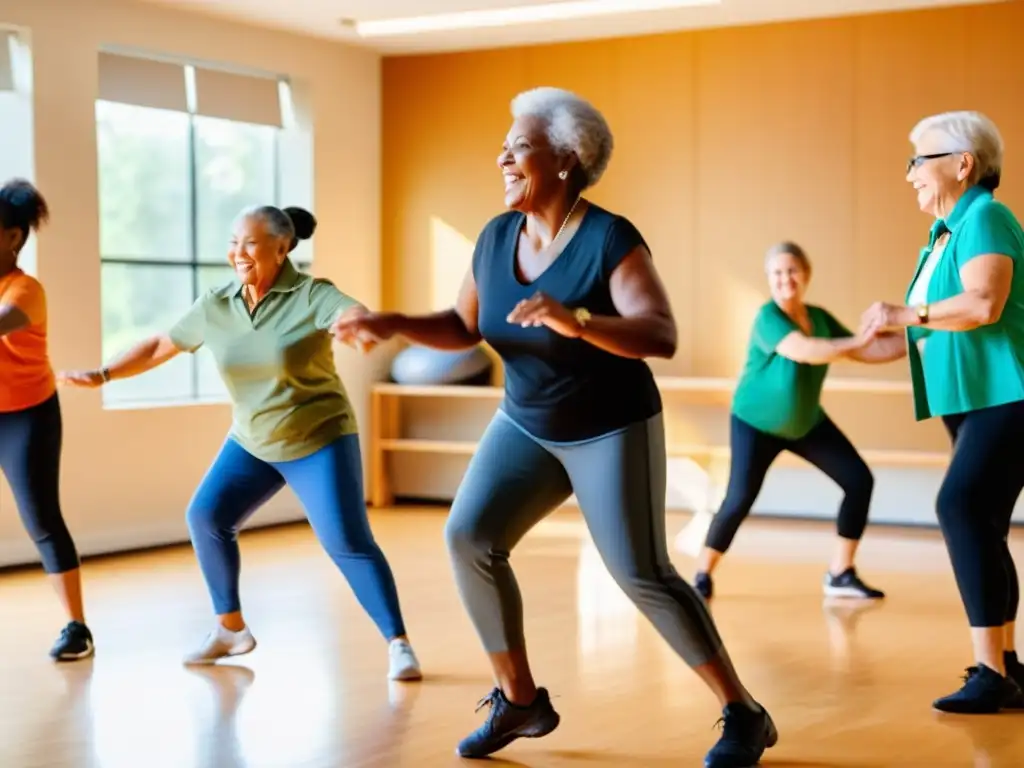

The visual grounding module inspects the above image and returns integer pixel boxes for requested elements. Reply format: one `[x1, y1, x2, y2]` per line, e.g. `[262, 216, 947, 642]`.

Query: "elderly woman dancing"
[694, 241, 885, 602]
[860, 110, 1024, 714]
[61, 205, 422, 681]
[335, 87, 776, 768]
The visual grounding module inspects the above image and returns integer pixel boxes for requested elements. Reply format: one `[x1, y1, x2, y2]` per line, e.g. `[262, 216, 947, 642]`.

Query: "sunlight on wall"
[724, 277, 769, 374]
[429, 216, 475, 312]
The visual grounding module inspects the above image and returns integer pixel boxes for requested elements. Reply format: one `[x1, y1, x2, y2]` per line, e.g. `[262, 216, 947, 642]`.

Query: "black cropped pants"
[0, 393, 80, 573]
[705, 414, 874, 553]
[937, 399, 1024, 628]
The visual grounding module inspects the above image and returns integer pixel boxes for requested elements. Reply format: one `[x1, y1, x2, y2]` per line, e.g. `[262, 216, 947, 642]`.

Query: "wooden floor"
[0, 509, 1021, 768]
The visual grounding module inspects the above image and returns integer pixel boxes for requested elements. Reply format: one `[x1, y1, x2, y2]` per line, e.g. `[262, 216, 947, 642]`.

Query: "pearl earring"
[558, 170, 568, 180]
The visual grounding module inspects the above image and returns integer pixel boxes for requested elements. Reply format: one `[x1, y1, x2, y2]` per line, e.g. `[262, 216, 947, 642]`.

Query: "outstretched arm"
[60, 334, 182, 387]
[332, 267, 482, 351]
[844, 332, 907, 364]
[775, 332, 870, 365]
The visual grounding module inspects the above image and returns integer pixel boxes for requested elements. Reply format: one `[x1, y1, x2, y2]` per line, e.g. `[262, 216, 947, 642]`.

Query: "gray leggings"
[444, 409, 724, 668]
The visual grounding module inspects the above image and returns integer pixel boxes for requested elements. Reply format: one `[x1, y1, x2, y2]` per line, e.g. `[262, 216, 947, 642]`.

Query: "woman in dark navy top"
[335, 87, 775, 768]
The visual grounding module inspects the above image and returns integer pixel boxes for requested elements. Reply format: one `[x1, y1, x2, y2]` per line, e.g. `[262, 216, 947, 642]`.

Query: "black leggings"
[938, 399, 1024, 628]
[0, 393, 79, 573]
[704, 413, 874, 553]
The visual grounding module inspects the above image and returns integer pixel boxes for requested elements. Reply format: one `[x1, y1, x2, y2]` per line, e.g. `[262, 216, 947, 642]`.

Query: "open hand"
[506, 292, 582, 338]
[860, 301, 913, 337]
[58, 370, 105, 388]
[331, 307, 395, 353]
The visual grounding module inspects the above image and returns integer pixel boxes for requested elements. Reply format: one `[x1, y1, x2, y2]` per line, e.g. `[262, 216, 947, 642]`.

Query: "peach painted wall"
[380, 2, 1024, 521]
[0, 0, 382, 566]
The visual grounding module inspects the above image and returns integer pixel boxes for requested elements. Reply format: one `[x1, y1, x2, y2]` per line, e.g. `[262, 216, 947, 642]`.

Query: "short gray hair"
[765, 241, 811, 272]
[510, 87, 613, 189]
[910, 110, 1004, 189]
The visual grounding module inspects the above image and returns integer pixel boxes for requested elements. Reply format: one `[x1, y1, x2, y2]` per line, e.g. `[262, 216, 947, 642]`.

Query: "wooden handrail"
[371, 376, 912, 398]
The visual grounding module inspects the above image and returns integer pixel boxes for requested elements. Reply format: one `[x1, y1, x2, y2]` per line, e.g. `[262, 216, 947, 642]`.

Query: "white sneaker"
[183, 625, 257, 665]
[388, 639, 422, 681]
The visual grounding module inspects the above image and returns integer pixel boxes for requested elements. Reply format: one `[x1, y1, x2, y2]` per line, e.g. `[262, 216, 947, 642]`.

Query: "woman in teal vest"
[693, 241, 886, 602]
[860, 110, 1024, 714]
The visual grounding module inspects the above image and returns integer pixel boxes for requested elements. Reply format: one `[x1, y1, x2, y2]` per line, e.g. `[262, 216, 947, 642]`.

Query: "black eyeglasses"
[906, 152, 961, 174]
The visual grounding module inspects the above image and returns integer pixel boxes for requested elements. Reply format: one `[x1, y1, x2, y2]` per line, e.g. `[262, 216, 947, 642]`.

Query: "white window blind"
[0, 33, 15, 92]
[97, 52, 188, 113]
[193, 66, 283, 127]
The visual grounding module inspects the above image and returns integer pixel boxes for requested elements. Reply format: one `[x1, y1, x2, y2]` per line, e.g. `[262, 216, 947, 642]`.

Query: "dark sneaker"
[933, 664, 1023, 714]
[823, 567, 885, 599]
[704, 702, 778, 768]
[694, 572, 713, 600]
[49, 621, 94, 662]
[456, 687, 560, 759]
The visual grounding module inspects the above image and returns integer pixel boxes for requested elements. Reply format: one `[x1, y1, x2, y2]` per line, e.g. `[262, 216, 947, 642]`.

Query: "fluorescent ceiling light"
[353, 0, 720, 37]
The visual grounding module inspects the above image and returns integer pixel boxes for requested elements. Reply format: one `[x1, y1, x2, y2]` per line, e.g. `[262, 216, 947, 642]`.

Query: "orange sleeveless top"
[0, 268, 56, 412]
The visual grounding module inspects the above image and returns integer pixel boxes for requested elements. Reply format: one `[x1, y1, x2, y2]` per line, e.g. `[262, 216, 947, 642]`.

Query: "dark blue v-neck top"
[473, 203, 663, 442]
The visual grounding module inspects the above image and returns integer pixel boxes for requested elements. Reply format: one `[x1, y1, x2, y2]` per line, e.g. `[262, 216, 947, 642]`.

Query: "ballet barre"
[367, 377, 947, 508]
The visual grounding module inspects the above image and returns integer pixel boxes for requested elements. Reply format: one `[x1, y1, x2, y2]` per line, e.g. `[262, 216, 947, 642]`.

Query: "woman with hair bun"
[61, 205, 422, 680]
[0, 178, 95, 661]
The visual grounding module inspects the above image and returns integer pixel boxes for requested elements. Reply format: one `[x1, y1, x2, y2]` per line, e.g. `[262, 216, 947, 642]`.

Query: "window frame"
[97, 91, 308, 406]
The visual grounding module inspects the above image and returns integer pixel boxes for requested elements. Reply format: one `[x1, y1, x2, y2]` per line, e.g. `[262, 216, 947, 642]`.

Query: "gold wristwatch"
[573, 307, 591, 335]
[915, 303, 930, 324]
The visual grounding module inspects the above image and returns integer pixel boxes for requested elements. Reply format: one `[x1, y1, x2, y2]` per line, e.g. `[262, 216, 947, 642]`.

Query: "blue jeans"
[186, 434, 407, 640]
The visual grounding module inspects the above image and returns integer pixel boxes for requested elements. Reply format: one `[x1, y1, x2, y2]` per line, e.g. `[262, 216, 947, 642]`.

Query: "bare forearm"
[783, 336, 864, 365]
[0, 305, 29, 337]
[103, 334, 180, 380]
[846, 333, 907, 364]
[389, 310, 481, 350]
[578, 314, 677, 359]
[904, 292, 1000, 332]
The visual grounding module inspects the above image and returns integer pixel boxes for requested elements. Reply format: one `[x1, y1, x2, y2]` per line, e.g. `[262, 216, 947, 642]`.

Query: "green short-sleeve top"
[168, 260, 359, 462]
[731, 301, 852, 439]
[904, 185, 1024, 420]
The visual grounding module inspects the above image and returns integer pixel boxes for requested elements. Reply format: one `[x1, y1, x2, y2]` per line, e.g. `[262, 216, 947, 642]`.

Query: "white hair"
[510, 87, 613, 189]
[910, 110, 1004, 188]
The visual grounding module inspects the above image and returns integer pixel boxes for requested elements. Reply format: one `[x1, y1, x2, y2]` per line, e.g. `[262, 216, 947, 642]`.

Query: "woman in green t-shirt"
[693, 242, 885, 602]
[860, 110, 1024, 715]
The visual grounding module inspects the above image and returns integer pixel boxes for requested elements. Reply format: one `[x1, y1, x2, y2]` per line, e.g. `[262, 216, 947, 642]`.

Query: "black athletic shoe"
[49, 621, 94, 662]
[704, 702, 778, 768]
[822, 567, 885, 599]
[694, 571, 713, 600]
[933, 664, 1024, 714]
[455, 687, 560, 759]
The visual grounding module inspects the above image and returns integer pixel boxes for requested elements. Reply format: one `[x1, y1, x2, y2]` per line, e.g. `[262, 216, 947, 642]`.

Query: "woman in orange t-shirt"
[0, 179, 93, 661]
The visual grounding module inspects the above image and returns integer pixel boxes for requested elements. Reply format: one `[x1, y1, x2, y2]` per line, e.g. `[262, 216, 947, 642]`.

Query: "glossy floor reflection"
[0, 509, 1021, 767]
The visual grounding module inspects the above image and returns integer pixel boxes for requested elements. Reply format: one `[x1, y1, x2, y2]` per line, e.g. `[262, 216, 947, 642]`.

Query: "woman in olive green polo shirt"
[860, 110, 1024, 714]
[693, 241, 886, 603]
[60, 205, 422, 682]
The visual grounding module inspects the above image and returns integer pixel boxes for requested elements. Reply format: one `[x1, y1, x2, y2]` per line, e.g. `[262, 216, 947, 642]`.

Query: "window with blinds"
[95, 51, 307, 407]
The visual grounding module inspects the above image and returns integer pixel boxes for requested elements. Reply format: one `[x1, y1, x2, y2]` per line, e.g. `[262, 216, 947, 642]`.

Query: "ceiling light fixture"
[352, 0, 720, 38]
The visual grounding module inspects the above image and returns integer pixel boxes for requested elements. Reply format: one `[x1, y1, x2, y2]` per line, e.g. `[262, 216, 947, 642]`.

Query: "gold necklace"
[551, 196, 581, 246]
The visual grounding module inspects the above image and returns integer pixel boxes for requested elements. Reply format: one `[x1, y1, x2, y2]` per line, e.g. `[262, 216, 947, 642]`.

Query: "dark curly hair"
[0, 179, 49, 247]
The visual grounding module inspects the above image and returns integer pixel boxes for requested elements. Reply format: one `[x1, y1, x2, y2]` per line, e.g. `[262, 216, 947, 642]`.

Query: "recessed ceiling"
[136, 0, 1006, 55]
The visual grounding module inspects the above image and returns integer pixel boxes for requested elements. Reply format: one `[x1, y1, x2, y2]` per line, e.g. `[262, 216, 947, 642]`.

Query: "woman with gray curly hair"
[859, 110, 1024, 714]
[335, 87, 776, 767]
